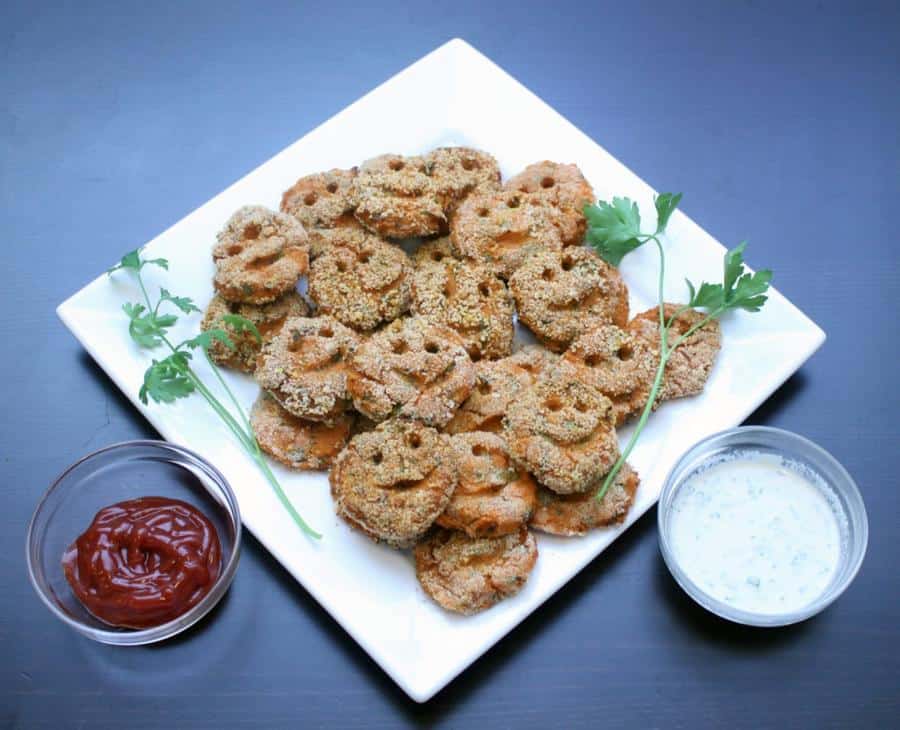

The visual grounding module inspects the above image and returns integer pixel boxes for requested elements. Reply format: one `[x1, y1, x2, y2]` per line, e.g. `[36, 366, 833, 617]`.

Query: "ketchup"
[62, 497, 222, 629]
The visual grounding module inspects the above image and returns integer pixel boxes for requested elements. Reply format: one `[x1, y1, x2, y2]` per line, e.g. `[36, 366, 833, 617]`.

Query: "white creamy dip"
[669, 454, 841, 615]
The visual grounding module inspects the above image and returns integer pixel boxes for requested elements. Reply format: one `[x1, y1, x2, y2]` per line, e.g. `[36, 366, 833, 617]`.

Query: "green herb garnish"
[585, 194, 772, 501]
[109, 250, 320, 539]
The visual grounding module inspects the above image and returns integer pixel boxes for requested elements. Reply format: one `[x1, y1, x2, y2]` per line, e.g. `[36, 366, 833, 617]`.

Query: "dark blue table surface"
[3, 1, 899, 728]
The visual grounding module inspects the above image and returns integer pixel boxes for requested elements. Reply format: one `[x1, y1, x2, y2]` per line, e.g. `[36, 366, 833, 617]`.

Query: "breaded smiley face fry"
[444, 345, 556, 435]
[250, 392, 354, 470]
[330, 419, 458, 548]
[561, 324, 656, 425]
[350, 153, 445, 239]
[200, 291, 309, 374]
[411, 238, 514, 361]
[255, 315, 359, 424]
[438, 431, 537, 538]
[280, 167, 366, 259]
[425, 146, 501, 216]
[509, 246, 629, 352]
[450, 188, 565, 279]
[504, 161, 594, 245]
[346, 316, 475, 428]
[504, 362, 620, 494]
[627, 304, 722, 401]
[308, 235, 411, 331]
[530, 463, 640, 536]
[415, 527, 538, 615]
[212, 205, 309, 304]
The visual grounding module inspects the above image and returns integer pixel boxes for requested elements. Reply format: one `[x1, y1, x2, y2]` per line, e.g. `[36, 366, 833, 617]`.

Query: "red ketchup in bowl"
[62, 497, 222, 629]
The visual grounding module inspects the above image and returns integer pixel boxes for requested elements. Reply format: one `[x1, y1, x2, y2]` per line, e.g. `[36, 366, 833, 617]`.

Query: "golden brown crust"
[414, 527, 537, 615]
[437, 432, 537, 537]
[561, 324, 656, 425]
[509, 247, 629, 352]
[200, 292, 309, 374]
[212, 205, 309, 304]
[444, 346, 556, 435]
[280, 167, 357, 230]
[330, 419, 458, 548]
[250, 392, 354, 470]
[450, 188, 565, 279]
[254, 315, 359, 423]
[425, 146, 501, 217]
[350, 154, 445, 238]
[411, 238, 514, 360]
[308, 236, 411, 331]
[530, 463, 639, 536]
[627, 304, 722, 401]
[504, 161, 594, 245]
[504, 362, 619, 494]
[346, 316, 475, 428]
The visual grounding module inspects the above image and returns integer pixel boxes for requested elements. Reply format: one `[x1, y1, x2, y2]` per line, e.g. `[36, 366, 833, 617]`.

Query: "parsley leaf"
[183, 329, 235, 351]
[583, 197, 644, 266]
[138, 353, 194, 404]
[159, 288, 200, 315]
[654, 192, 682, 233]
[686, 242, 772, 313]
[108, 249, 169, 274]
[221, 313, 262, 343]
[123, 302, 176, 347]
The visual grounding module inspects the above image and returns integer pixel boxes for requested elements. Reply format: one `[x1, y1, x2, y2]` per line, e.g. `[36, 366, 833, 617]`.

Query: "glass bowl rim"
[26, 439, 242, 645]
[657, 425, 868, 627]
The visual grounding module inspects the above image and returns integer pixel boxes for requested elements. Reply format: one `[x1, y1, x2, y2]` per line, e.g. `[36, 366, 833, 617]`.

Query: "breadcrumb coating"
[331, 419, 457, 548]
[437, 431, 537, 537]
[411, 238, 514, 360]
[212, 205, 308, 304]
[530, 463, 639, 536]
[415, 527, 537, 615]
[509, 246, 629, 352]
[255, 316, 359, 423]
[347, 315, 475, 428]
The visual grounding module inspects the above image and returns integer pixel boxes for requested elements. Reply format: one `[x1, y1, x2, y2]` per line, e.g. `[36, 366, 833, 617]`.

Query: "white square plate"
[57, 39, 825, 702]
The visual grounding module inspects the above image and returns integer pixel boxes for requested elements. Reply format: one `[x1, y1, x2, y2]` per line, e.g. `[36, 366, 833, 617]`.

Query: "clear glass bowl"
[27, 440, 241, 644]
[657, 426, 867, 627]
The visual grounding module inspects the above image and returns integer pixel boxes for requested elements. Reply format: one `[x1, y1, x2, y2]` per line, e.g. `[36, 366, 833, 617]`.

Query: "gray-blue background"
[3, 1, 898, 727]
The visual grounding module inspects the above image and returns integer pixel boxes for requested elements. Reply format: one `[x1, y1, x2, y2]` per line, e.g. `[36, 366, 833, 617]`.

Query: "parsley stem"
[127, 264, 320, 539]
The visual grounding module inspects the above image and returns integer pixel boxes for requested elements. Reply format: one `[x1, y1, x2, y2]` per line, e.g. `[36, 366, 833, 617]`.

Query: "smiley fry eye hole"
[242, 223, 261, 240]
[561, 256, 574, 271]
[388, 159, 404, 171]
[478, 282, 491, 297]
[336, 259, 348, 273]
[326, 182, 339, 193]
[318, 326, 333, 338]
[544, 396, 563, 412]
[540, 176, 555, 188]
[407, 433, 421, 449]
[471, 444, 488, 456]
[507, 196, 521, 209]
[372, 451, 383, 465]
[575, 400, 588, 413]
[617, 344, 634, 361]
[303, 193, 317, 206]
[461, 158, 476, 171]
[227, 244, 244, 256]
[477, 207, 489, 217]
[541, 268, 555, 282]
[392, 339, 408, 354]
[431, 251, 444, 262]
[358, 250, 371, 264]
[477, 380, 491, 395]
[425, 342, 439, 354]
[584, 354, 601, 367]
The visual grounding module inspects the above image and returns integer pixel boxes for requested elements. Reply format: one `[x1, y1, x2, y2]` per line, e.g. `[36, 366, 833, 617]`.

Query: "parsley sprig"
[109, 250, 320, 539]
[584, 194, 772, 500]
